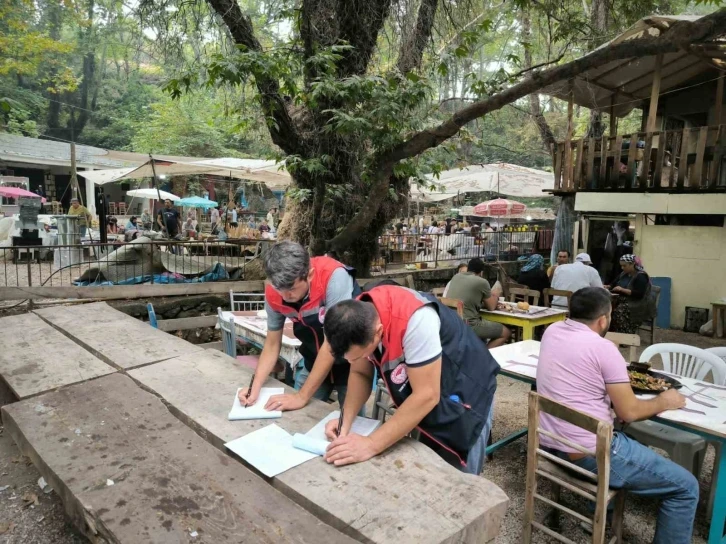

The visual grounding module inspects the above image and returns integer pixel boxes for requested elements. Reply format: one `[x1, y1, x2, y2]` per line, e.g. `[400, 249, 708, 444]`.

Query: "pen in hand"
[336, 406, 344, 437]
[244, 374, 255, 408]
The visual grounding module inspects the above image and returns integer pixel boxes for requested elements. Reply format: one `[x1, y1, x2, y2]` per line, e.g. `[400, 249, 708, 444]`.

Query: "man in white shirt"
[551, 252, 603, 307]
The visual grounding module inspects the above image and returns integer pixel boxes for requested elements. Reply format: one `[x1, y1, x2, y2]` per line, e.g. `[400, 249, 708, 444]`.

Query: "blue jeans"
[294, 360, 363, 415]
[462, 398, 495, 476]
[554, 433, 698, 544]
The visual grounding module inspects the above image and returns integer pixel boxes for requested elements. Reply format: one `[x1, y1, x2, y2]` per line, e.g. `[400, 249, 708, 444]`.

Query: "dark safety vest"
[266, 256, 360, 384]
[358, 285, 500, 467]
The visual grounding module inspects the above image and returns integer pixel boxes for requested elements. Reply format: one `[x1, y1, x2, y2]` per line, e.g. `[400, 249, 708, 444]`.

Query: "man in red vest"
[321, 285, 499, 475]
[238, 241, 360, 411]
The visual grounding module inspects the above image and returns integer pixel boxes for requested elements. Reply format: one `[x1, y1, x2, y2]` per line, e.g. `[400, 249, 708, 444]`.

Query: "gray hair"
[264, 241, 310, 290]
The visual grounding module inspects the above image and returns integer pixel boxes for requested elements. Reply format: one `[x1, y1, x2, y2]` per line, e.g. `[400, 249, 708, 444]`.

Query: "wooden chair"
[108, 202, 117, 215]
[508, 287, 540, 306]
[229, 290, 265, 312]
[523, 392, 626, 544]
[605, 332, 641, 363]
[440, 297, 464, 319]
[431, 287, 445, 298]
[638, 285, 661, 345]
[543, 288, 573, 310]
[117, 201, 127, 215]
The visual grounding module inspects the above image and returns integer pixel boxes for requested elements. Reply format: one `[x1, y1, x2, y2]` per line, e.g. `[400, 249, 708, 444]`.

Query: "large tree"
[152, 2, 725, 272]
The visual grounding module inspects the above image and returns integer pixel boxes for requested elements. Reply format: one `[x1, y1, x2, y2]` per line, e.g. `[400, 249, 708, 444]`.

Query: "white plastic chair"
[706, 347, 726, 370]
[639, 343, 726, 385]
[229, 290, 265, 312]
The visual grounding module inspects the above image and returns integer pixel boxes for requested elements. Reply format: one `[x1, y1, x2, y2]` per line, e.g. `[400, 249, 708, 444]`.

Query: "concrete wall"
[634, 216, 726, 328]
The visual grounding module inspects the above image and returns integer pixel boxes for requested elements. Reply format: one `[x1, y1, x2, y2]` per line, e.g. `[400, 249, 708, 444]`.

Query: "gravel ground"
[0, 327, 722, 542]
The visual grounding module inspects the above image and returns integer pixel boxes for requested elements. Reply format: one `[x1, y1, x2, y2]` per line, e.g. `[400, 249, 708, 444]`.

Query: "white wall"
[634, 217, 726, 327]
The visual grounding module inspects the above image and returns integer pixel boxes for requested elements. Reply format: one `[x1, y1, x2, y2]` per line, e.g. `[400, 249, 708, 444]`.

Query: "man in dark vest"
[322, 285, 500, 475]
[238, 241, 360, 411]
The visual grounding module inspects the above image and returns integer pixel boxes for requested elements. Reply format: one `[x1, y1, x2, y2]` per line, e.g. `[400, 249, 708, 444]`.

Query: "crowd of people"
[233, 241, 696, 542]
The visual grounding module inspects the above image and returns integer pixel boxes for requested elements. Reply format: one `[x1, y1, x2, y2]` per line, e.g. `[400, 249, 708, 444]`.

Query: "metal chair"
[508, 287, 540, 306]
[229, 290, 265, 312]
[605, 332, 640, 363]
[147, 303, 158, 329]
[523, 392, 626, 544]
[638, 285, 661, 345]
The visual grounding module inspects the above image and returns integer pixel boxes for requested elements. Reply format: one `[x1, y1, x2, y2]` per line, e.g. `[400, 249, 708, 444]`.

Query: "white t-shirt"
[402, 306, 442, 366]
[551, 262, 603, 306]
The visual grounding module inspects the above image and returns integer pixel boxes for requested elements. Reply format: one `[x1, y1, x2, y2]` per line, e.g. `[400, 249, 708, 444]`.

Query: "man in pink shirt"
[536, 287, 698, 544]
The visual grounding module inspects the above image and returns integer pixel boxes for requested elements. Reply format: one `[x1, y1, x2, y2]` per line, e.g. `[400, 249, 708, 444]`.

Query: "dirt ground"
[0, 327, 723, 543]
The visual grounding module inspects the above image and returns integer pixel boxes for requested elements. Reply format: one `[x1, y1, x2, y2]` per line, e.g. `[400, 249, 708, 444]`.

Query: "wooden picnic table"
[480, 304, 567, 340]
[490, 340, 726, 544]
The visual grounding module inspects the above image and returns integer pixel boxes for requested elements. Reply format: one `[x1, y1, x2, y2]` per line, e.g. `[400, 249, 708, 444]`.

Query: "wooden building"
[544, 15, 726, 328]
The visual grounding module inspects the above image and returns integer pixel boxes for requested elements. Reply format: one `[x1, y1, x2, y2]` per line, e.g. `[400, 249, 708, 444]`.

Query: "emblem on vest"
[390, 363, 408, 385]
[318, 306, 326, 323]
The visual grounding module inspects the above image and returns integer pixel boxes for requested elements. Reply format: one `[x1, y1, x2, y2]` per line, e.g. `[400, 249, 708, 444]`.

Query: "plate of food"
[627, 366, 683, 394]
[495, 301, 546, 315]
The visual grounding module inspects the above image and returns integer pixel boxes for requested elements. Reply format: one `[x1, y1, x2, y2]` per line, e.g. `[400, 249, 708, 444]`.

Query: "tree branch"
[329, 8, 726, 250]
[397, 0, 439, 74]
[206, 0, 303, 155]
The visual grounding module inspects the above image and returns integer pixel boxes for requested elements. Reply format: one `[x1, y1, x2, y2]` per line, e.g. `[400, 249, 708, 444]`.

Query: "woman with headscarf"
[607, 253, 653, 333]
[516, 253, 550, 300]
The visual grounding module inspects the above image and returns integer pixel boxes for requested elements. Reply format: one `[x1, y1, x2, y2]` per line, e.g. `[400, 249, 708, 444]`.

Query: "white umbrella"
[126, 188, 180, 201]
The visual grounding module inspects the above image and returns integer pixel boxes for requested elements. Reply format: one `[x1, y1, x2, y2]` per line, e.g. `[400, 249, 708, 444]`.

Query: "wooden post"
[609, 96, 617, 136]
[70, 142, 79, 200]
[715, 75, 724, 126]
[564, 82, 574, 189]
[646, 54, 663, 133]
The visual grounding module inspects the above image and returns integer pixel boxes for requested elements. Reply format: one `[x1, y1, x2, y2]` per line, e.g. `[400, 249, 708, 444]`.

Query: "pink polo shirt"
[536, 320, 629, 452]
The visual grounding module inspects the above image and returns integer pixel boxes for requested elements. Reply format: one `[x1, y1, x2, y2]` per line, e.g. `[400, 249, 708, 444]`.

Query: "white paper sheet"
[224, 424, 318, 477]
[303, 411, 381, 443]
[228, 387, 284, 420]
[291, 433, 328, 456]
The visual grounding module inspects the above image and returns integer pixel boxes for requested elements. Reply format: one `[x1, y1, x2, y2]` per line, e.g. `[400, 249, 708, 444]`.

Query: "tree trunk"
[522, 9, 556, 151]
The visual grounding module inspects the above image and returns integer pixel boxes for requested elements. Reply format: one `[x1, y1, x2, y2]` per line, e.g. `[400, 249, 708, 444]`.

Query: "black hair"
[130, 216, 137, 222]
[569, 287, 612, 322]
[324, 300, 378, 359]
[557, 249, 571, 257]
[467, 257, 485, 275]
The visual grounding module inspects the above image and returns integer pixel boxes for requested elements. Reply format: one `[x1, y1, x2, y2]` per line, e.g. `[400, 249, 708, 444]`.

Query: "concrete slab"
[129, 349, 509, 544]
[34, 302, 204, 370]
[1, 373, 356, 544]
[0, 313, 115, 400]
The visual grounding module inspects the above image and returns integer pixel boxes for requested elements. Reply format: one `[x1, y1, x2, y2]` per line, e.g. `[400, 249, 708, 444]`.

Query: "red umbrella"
[0, 186, 47, 203]
[473, 198, 526, 216]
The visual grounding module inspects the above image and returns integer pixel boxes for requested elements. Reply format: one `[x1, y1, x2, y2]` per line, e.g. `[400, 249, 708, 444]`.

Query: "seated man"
[537, 287, 698, 544]
[442, 262, 467, 297]
[446, 257, 511, 347]
[322, 285, 500, 475]
[550, 252, 602, 307]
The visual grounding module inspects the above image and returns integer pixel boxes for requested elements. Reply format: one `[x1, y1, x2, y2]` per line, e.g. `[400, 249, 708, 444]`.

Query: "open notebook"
[228, 387, 284, 420]
[292, 411, 381, 456]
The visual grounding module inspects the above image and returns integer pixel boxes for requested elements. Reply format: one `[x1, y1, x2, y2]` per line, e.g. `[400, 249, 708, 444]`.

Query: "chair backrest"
[229, 290, 265, 312]
[524, 392, 614, 543]
[431, 287, 445, 298]
[146, 303, 158, 329]
[605, 332, 641, 363]
[706, 347, 726, 369]
[542, 288, 572, 309]
[217, 307, 236, 357]
[508, 287, 540, 307]
[639, 343, 726, 385]
[440, 297, 464, 319]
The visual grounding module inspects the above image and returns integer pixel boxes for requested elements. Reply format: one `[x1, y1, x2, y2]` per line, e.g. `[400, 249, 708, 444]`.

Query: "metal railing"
[377, 230, 553, 269]
[0, 238, 263, 288]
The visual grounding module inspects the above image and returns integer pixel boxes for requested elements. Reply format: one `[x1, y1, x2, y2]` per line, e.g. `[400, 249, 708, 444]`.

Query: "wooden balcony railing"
[553, 125, 726, 192]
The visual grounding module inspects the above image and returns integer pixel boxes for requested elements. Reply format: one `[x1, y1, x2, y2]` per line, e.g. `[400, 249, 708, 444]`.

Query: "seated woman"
[607, 253, 652, 333]
[183, 211, 198, 238]
[516, 253, 549, 300]
[107, 217, 119, 234]
[125, 216, 139, 231]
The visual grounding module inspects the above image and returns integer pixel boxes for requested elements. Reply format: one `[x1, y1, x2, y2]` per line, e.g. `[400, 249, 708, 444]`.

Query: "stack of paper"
[228, 387, 284, 420]
[224, 410, 382, 477]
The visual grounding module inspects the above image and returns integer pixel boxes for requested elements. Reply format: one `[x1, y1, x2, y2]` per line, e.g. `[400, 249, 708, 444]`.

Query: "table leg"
[522, 324, 535, 341]
[716, 308, 724, 339]
[708, 440, 726, 544]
